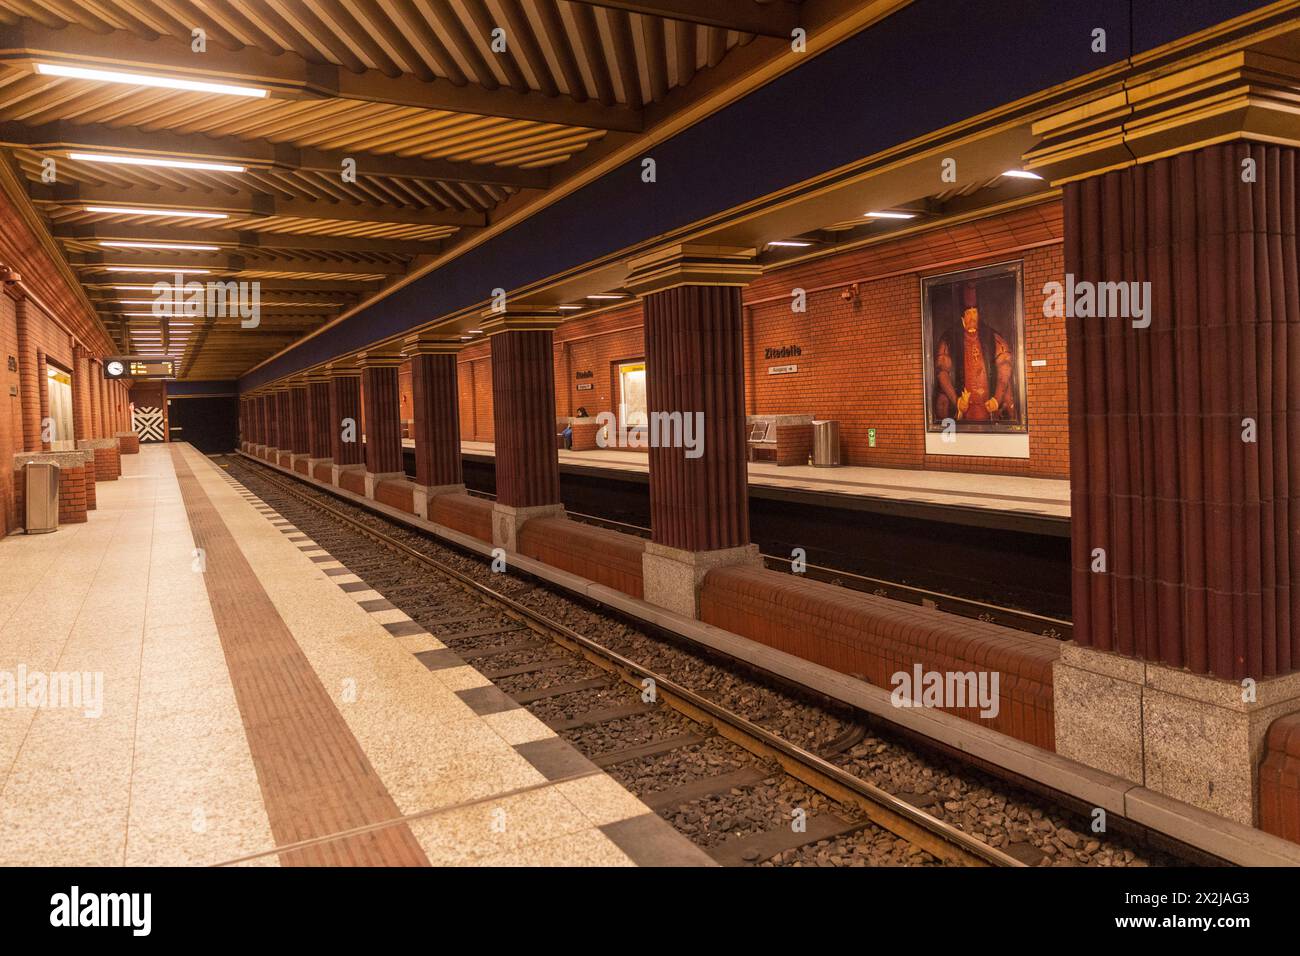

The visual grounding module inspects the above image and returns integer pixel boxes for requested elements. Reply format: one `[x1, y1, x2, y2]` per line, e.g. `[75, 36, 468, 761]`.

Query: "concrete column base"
[492, 502, 564, 552]
[331, 462, 364, 485]
[289, 453, 310, 473]
[641, 541, 762, 620]
[1054, 644, 1300, 825]
[364, 470, 406, 498]
[413, 483, 466, 519]
[306, 457, 332, 477]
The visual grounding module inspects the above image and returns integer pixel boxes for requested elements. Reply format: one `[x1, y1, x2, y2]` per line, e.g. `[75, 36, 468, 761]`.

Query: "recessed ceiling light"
[69, 152, 245, 173]
[864, 211, 917, 220]
[86, 205, 229, 220]
[558, 305, 582, 310]
[104, 266, 211, 274]
[768, 240, 812, 248]
[587, 294, 626, 300]
[100, 241, 220, 252]
[36, 63, 267, 98]
[1001, 169, 1044, 180]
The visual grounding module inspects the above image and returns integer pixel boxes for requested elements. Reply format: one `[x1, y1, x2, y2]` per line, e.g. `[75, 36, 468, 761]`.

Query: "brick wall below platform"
[430, 493, 493, 544]
[699, 566, 1060, 749]
[1260, 714, 1300, 843]
[375, 479, 414, 514]
[517, 517, 645, 598]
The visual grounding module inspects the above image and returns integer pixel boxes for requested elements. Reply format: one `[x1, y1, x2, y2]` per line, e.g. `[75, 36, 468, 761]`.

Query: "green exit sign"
[868, 428, 877, 448]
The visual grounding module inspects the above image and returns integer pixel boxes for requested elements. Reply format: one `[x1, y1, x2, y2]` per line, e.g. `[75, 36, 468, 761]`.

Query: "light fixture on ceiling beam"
[86, 205, 229, 220]
[558, 305, 582, 310]
[587, 293, 626, 300]
[863, 211, 917, 220]
[69, 152, 246, 173]
[35, 63, 268, 98]
[103, 266, 211, 274]
[1001, 169, 1044, 180]
[100, 241, 221, 252]
[767, 240, 812, 248]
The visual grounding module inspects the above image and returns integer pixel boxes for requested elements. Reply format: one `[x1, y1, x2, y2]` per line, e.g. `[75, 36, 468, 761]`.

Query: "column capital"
[479, 305, 563, 336]
[354, 349, 405, 368]
[1024, 49, 1300, 185]
[324, 359, 362, 379]
[625, 243, 760, 297]
[302, 370, 331, 384]
[402, 333, 465, 357]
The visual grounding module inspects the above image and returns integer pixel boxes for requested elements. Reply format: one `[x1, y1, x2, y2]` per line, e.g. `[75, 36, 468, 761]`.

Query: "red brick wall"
[374, 478, 414, 514]
[1260, 713, 1300, 842]
[406, 203, 1069, 479]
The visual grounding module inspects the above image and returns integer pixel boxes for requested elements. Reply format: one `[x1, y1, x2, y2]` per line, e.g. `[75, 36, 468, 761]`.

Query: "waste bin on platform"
[811, 420, 841, 467]
[23, 461, 60, 533]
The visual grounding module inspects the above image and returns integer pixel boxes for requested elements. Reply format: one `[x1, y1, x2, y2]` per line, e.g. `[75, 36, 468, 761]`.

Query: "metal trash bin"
[24, 461, 60, 533]
[811, 420, 841, 467]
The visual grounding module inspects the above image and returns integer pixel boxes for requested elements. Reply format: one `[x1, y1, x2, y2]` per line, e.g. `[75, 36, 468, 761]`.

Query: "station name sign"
[764, 345, 802, 359]
[103, 356, 176, 380]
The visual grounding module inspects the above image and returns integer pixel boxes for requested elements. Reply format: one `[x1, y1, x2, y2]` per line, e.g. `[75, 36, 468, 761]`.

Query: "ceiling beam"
[53, 223, 445, 256]
[567, 1, 801, 38]
[82, 278, 375, 293]
[30, 182, 486, 227]
[0, 21, 643, 133]
[69, 252, 406, 277]
[0, 120, 551, 190]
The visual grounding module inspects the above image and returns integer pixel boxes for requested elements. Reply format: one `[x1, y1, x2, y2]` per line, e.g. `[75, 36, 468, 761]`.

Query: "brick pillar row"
[289, 384, 310, 455]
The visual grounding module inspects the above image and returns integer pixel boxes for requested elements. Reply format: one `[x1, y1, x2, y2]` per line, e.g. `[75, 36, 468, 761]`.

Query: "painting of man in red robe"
[923, 263, 1027, 433]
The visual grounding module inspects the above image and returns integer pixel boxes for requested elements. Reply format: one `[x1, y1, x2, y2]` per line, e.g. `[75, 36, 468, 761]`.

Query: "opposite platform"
[0, 443, 710, 867]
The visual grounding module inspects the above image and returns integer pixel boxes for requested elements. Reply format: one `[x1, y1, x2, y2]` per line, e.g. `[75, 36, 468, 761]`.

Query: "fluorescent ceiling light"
[100, 241, 220, 252]
[86, 205, 228, 220]
[557, 305, 582, 310]
[587, 294, 626, 300]
[1001, 169, 1044, 180]
[864, 211, 917, 219]
[69, 152, 245, 173]
[104, 266, 210, 274]
[36, 62, 267, 98]
[768, 240, 812, 248]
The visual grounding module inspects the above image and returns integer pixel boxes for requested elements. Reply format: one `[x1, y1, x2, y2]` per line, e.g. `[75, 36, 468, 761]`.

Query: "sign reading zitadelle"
[103, 356, 177, 380]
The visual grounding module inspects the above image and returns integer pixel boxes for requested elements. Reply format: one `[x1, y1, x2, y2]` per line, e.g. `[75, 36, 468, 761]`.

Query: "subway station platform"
[432, 440, 1070, 531]
[0, 444, 710, 867]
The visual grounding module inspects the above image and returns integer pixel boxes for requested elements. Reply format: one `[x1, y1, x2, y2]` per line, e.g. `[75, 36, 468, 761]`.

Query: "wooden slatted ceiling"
[0, 0, 796, 379]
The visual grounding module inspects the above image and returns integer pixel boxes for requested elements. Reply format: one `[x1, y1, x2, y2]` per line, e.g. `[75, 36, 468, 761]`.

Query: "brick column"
[1024, 53, 1300, 827]
[484, 307, 564, 551]
[14, 295, 40, 451]
[306, 375, 332, 472]
[35, 350, 50, 450]
[327, 363, 364, 484]
[71, 344, 89, 443]
[403, 335, 464, 518]
[272, 388, 290, 459]
[357, 351, 405, 498]
[625, 245, 762, 618]
[287, 381, 310, 473]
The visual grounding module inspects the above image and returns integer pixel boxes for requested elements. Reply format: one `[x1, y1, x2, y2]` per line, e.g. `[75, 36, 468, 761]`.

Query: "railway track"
[219, 454, 1019, 867]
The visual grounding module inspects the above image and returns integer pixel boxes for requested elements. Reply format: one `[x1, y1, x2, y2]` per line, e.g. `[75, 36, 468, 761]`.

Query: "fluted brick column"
[403, 336, 465, 519]
[328, 365, 364, 482]
[358, 352, 404, 487]
[289, 383, 310, 455]
[307, 377, 332, 460]
[273, 388, 290, 453]
[1024, 53, 1300, 827]
[35, 350, 50, 450]
[406, 338, 464, 487]
[625, 245, 762, 619]
[482, 308, 564, 550]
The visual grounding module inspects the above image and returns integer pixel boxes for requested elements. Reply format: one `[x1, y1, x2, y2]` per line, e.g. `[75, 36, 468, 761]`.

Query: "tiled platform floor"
[0, 443, 709, 867]
[433, 440, 1069, 520]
